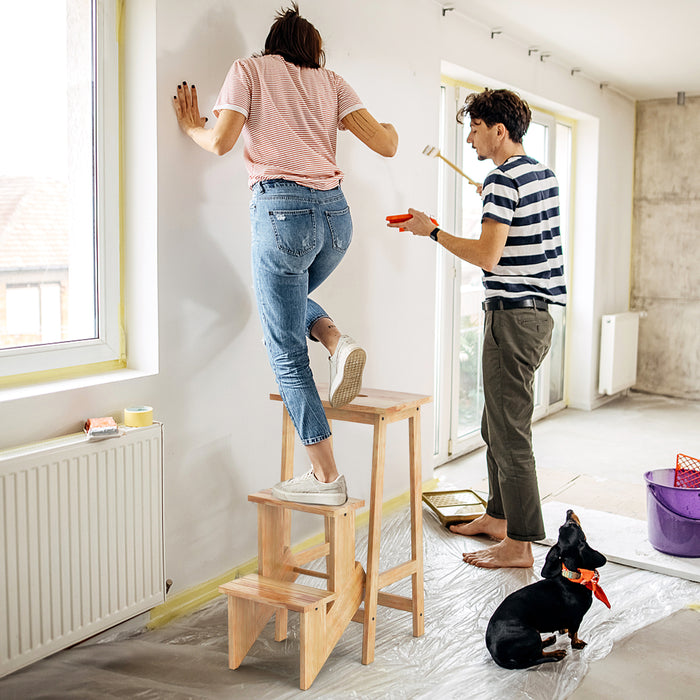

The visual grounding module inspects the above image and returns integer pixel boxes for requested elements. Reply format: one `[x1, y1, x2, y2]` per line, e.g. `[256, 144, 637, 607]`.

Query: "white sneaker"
[329, 335, 366, 407]
[272, 469, 348, 506]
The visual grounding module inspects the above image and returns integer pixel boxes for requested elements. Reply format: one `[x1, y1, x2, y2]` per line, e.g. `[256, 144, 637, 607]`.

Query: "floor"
[436, 390, 700, 699]
[2, 392, 699, 699]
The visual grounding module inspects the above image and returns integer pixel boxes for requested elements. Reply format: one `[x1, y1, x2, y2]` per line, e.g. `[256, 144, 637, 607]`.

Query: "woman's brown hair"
[263, 3, 325, 69]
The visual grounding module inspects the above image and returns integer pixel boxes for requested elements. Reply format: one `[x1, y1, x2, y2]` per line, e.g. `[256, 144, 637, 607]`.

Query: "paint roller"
[422, 145, 480, 188]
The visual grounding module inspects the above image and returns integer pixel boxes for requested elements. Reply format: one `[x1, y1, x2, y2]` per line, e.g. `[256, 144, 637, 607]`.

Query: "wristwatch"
[429, 227, 440, 241]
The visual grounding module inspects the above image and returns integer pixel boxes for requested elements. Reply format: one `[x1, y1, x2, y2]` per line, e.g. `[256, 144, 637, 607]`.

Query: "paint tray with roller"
[422, 489, 487, 526]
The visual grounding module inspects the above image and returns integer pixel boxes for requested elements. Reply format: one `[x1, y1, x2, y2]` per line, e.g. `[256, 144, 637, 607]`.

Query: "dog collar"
[561, 564, 611, 608]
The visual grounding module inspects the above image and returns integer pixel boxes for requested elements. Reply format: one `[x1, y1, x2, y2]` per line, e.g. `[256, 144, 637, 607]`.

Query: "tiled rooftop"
[0, 177, 71, 270]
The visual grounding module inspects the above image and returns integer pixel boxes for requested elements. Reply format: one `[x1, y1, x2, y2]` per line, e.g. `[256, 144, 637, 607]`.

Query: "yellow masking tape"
[124, 405, 154, 427]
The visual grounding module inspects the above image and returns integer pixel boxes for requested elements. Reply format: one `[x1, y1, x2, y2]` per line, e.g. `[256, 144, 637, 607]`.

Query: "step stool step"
[219, 574, 336, 613]
[249, 489, 364, 515]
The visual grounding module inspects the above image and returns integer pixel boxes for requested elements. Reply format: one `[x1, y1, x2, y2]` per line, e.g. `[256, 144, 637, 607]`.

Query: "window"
[0, 0, 122, 382]
[6, 284, 62, 342]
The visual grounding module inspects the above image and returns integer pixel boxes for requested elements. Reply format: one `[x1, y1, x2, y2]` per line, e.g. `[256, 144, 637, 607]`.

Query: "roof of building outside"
[0, 176, 70, 271]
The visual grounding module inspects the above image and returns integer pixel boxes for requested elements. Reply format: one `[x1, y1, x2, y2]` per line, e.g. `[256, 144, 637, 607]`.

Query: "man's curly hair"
[457, 88, 532, 144]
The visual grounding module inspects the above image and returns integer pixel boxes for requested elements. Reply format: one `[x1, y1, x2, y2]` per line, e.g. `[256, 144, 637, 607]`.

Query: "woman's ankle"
[313, 468, 339, 483]
[310, 317, 341, 354]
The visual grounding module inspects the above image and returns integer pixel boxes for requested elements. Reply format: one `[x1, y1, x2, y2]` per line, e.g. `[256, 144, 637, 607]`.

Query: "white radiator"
[0, 423, 164, 678]
[598, 312, 640, 395]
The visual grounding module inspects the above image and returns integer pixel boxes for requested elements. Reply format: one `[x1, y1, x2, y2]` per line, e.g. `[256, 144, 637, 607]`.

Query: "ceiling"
[442, 0, 699, 101]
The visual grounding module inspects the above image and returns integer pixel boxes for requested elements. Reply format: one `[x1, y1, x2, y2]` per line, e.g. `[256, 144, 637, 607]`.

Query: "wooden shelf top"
[219, 574, 336, 612]
[270, 385, 431, 417]
[249, 489, 365, 515]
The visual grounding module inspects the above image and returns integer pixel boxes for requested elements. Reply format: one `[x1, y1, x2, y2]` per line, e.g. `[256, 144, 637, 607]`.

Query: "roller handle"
[436, 153, 480, 187]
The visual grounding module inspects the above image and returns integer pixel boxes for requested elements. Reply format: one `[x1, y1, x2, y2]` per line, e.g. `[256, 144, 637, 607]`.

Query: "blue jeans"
[250, 179, 353, 446]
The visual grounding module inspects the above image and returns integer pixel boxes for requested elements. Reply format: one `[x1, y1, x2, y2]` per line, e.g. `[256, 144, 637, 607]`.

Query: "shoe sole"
[271, 487, 348, 506]
[329, 347, 366, 408]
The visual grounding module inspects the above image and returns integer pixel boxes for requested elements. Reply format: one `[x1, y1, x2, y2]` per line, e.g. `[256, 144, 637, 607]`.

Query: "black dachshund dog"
[486, 509, 609, 669]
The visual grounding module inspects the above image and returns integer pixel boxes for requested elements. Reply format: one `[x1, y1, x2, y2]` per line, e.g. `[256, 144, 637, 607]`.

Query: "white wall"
[0, 0, 635, 594]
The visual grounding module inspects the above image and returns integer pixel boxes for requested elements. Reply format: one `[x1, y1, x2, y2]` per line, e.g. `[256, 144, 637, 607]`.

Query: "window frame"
[0, 0, 123, 384]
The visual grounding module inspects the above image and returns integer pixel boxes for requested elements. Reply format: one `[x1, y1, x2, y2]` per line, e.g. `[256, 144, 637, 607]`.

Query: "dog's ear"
[581, 542, 607, 569]
[541, 543, 562, 578]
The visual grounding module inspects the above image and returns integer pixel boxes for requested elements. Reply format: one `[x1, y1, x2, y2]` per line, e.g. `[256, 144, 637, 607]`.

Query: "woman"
[173, 4, 398, 506]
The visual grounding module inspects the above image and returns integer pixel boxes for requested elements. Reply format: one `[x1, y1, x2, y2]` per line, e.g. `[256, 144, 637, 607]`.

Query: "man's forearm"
[435, 230, 495, 271]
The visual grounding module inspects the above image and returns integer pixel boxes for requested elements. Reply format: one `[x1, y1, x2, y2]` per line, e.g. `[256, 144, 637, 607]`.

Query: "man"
[389, 89, 566, 568]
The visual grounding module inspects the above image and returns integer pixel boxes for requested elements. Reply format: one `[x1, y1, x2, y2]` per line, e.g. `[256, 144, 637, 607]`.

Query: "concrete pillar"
[632, 96, 700, 399]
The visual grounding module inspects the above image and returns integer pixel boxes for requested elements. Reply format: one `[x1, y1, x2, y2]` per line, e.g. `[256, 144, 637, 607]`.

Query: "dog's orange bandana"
[561, 564, 611, 608]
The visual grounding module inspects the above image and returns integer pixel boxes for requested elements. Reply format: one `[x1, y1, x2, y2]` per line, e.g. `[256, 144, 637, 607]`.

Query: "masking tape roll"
[124, 406, 154, 427]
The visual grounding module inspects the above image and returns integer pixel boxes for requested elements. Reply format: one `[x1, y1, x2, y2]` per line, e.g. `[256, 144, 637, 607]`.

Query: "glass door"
[435, 83, 572, 463]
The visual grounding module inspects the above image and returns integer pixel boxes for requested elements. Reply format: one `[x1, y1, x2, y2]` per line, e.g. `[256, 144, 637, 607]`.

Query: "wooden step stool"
[271, 385, 432, 665]
[219, 490, 365, 690]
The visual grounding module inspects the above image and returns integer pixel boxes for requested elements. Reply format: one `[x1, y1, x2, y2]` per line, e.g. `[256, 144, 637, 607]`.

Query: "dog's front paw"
[541, 635, 557, 648]
[543, 649, 567, 661]
[569, 632, 587, 649]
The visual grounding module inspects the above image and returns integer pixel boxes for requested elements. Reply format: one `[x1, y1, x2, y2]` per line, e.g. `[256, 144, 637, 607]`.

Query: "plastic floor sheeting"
[3, 504, 700, 699]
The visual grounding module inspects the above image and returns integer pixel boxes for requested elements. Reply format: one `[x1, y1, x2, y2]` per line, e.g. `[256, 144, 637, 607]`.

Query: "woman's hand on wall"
[172, 81, 207, 135]
[171, 82, 245, 156]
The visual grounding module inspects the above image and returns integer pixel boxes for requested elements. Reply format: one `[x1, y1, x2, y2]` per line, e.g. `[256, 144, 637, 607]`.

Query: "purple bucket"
[644, 469, 700, 519]
[644, 469, 700, 557]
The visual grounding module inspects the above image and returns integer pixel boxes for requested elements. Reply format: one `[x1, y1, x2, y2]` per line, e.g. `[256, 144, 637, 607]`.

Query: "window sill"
[0, 367, 158, 404]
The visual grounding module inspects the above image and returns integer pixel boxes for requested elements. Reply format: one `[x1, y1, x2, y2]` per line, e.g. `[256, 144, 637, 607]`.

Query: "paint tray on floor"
[422, 489, 487, 526]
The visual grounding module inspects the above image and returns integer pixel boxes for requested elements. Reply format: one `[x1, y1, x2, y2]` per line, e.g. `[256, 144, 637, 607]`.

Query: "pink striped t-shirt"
[213, 54, 364, 190]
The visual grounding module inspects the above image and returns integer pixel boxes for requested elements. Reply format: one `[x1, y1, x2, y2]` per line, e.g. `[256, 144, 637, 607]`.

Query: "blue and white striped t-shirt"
[481, 155, 567, 306]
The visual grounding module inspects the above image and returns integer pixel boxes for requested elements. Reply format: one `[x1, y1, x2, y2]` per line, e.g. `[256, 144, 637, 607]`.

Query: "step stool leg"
[275, 404, 296, 639]
[227, 596, 272, 670]
[274, 610, 288, 642]
[362, 415, 386, 665]
[327, 509, 356, 592]
[409, 409, 425, 637]
[281, 405, 295, 481]
[299, 604, 327, 690]
[258, 502, 292, 639]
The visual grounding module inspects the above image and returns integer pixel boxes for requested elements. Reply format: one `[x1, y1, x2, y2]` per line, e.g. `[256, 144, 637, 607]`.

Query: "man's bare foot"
[449, 514, 507, 541]
[461, 537, 534, 569]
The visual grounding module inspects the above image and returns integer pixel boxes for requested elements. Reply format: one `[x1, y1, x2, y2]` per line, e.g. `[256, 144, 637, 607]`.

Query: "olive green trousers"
[481, 307, 554, 541]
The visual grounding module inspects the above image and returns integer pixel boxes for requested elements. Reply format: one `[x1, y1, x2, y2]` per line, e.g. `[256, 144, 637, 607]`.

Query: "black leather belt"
[482, 297, 549, 311]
